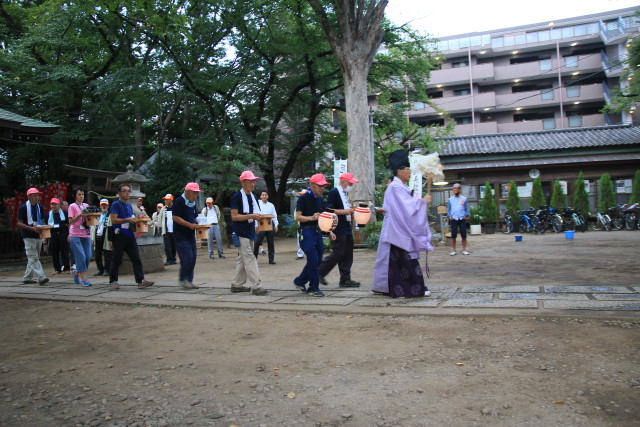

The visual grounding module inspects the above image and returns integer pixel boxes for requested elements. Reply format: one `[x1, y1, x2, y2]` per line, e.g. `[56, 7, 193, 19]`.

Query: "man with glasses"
[108, 184, 155, 290]
[447, 183, 470, 256]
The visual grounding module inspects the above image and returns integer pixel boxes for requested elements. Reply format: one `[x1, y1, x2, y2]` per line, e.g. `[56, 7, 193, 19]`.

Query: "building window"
[568, 116, 582, 127]
[453, 88, 470, 96]
[455, 116, 472, 125]
[565, 56, 578, 67]
[543, 118, 556, 129]
[541, 89, 554, 100]
[452, 61, 468, 68]
[414, 101, 425, 110]
[566, 86, 580, 97]
[539, 59, 552, 71]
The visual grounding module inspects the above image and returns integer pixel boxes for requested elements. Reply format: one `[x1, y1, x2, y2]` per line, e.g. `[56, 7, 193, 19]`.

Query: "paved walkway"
[1, 233, 639, 318]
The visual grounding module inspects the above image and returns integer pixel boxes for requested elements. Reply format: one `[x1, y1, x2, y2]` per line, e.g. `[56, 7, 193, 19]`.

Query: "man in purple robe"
[372, 150, 433, 298]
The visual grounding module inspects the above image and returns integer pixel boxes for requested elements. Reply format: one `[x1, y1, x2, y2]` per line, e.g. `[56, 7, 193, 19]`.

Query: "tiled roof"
[0, 107, 59, 129]
[439, 125, 640, 157]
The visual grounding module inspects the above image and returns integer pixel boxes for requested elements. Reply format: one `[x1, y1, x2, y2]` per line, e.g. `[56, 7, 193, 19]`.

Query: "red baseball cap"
[50, 198, 61, 204]
[310, 174, 329, 186]
[185, 182, 202, 192]
[26, 187, 42, 196]
[339, 172, 359, 184]
[239, 170, 260, 181]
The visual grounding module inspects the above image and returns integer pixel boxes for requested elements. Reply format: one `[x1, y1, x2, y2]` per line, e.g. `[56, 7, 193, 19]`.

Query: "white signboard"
[616, 179, 631, 193]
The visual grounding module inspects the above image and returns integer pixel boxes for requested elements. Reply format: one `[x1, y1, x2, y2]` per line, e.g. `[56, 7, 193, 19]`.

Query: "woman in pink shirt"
[68, 188, 93, 286]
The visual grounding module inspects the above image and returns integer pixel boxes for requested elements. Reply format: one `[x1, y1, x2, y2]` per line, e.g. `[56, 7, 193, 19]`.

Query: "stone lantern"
[111, 163, 151, 217]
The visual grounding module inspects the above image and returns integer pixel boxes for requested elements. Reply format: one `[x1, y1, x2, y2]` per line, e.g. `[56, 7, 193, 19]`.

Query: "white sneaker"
[450, 251, 456, 256]
[462, 250, 470, 255]
[424, 290, 431, 297]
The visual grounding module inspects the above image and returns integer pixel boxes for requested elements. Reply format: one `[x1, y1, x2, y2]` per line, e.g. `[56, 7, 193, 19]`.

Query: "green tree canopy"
[506, 181, 520, 222]
[630, 170, 640, 204]
[480, 182, 498, 223]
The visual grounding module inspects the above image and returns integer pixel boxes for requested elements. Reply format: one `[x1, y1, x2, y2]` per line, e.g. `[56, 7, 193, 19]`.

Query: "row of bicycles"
[498, 203, 640, 234]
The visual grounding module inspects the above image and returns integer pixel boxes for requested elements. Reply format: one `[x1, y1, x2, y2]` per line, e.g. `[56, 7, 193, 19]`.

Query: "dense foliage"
[572, 171, 590, 215]
[0, 0, 441, 209]
[598, 173, 616, 213]
[480, 182, 497, 224]
[550, 179, 566, 209]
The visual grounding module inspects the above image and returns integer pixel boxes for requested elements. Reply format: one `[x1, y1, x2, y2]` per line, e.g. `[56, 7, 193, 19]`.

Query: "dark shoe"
[252, 288, 269, 296]
[307, 289, 325, 297]
[339, 279, 361, 288]
[293, 281, 307, 293]
[23, 279, 37, 284]
[319, 277, 328, 286]
[219, 254, 225, 259]
[209, 254, 215, 259]
[269, 261, 276, 265]
[138, 280, 154, 289]
[231, 286, 251, 293]
[38, 278, 49, 286]
[93, 270, 104, 276]
[163, 261, 172, 266]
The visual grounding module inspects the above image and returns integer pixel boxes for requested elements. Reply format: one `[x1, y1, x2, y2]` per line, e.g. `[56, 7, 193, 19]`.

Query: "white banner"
[616, 179, 631, 193]
[333, 159, 348, 188]
[408, 153, 423, 198]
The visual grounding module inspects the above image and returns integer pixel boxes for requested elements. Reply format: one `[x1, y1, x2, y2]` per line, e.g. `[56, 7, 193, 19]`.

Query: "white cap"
[206, 197, 214, 203]
[99, 198, 109, 205]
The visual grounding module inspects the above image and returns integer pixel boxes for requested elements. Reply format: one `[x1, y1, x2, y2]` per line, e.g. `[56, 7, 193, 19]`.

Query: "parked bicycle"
[622, 203, 639, 230]
[562, 207, 587, 232]
[517, 209, 540, 233]
[591, 210, 612, 231]
[499, 212, 515, 234]
[606, 204, 625, 231]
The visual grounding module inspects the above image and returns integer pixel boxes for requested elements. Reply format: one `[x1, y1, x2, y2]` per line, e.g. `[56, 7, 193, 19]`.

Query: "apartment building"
[410, 7, 639, 136]
[401, 7, 640, 211]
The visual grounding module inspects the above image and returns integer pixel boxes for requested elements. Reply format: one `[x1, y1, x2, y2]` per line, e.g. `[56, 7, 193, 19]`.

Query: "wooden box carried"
[196, 224, 211, 239]
[135, 217, 151, 233]
[84, 213, 101, 226]
[257, 214, 275, 232]
[37, 225, 53, 239]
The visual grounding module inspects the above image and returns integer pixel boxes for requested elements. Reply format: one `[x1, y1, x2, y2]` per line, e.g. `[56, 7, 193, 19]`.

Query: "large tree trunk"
[344, 66, 374, 205]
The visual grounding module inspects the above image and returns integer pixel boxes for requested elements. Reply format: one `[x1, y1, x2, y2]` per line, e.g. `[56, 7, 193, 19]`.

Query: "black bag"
[107, 226, 115, 240]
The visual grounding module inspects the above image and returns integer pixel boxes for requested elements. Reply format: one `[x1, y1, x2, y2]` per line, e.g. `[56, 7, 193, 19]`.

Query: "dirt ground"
[1, 232, 639, 426]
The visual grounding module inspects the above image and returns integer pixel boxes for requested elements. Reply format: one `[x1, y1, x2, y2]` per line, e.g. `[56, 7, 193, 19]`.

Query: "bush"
[630, 170, 640, 204]
[529, 177, 545, 210]
[362, 221, 382, 249]
[598, 173, 616, 212]
[468, 206, 481, 225]
[480, 182, 498, 224]
[550, 179, 566, 208]
[573, 171, 590, 215]
[506, 181, 520, 221]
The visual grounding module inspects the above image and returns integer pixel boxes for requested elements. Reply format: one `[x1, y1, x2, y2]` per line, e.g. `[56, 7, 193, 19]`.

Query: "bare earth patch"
[0, 300, 638, 426]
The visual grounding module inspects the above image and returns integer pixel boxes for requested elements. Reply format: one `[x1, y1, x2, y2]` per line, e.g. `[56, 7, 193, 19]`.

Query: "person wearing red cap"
[171, 182, 202, 289]
[318, 172, 361, 288]
[16, 188, 49, 285]
[108, 184, 155, 290]
[47, 197, 70, 274]
[91, 199, 111, 276]
[158, 194, 177, 265]
[229, 170, 268, 295]
[293, 174, 333, 297]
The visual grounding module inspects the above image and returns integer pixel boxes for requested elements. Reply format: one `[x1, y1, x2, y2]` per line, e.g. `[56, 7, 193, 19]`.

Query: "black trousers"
[163, 232, 176, 262]
[50, 230, 70, 272]
[318, 233, 354, 283]
[253, 230, 275, 262]
[109, 233, 144, 284]
[94, 235, 111, 273]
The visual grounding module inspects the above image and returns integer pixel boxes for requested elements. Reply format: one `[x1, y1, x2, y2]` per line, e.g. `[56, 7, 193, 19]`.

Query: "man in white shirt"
[201, 197, 225, 259]
[158, 194, 177, 265]
[253, 191, 278, 265]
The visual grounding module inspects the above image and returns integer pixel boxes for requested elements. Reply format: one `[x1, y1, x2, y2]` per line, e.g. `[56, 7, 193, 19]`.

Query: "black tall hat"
[388, 149, 410, 171]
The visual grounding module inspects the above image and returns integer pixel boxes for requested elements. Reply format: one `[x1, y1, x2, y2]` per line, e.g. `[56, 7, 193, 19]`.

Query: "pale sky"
[385, 0, 640, 37]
